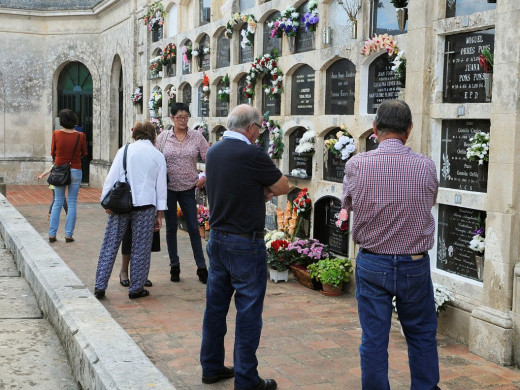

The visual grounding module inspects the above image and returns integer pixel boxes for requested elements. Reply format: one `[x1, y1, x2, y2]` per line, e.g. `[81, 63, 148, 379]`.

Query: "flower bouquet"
[301, 0, 319, 32]
[266, 238, 293, 271]
[149, 89, 162, 111]
[202, 73, 210, 102]
[469, 226, 485, 253]
[144, 1, 164, 31]
[466, 131, 489, 165]
[269, 6, 300, 38]
[245, 51, 284, 100]
[161, 43, 176, 66]
[225, 13, 257, 48]
[335, 208, 348, 231]
[262, 112, 284, 159]
[182, 44, 192, 65]
[197, 204, 210, 228]
[391, 51, 406, 86]
[324, 125, 356, 160]
[479, 47, 493, 73]
[131, 87, 143, 104]
[218, 74, 230, 102]
[361, 33, 398, 57]
[149, 56, 163, 77]
[166, 86, 176, 106]
[295, 128, 315, 155]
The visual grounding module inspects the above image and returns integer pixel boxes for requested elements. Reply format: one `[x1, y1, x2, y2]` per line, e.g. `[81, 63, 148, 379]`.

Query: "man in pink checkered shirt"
[342, 100, 440, 390]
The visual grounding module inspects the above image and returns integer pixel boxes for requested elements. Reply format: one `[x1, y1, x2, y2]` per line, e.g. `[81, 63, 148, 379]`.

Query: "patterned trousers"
[95, 207, 156, 294]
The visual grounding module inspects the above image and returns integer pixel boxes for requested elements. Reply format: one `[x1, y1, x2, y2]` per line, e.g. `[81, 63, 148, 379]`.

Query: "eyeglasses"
[252, 122, 265, 134]
[173, 115, 190, 121]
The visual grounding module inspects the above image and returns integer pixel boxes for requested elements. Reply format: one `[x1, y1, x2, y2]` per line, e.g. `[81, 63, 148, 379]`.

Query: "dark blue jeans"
[355, 251, 440, 390]
[164, 188, 206, 268]
[200, 230, 267, 390]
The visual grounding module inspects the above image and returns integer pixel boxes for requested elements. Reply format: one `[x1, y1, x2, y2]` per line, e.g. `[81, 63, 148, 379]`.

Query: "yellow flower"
[336, 131, 344, 138]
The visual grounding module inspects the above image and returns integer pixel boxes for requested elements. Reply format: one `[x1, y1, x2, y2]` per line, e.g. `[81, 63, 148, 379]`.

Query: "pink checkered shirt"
[342, 138, 438, 255]
[156, 128, 209, 192]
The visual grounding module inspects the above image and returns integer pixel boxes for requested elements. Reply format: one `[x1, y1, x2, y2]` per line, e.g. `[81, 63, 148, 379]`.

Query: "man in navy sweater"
[200, 104, 289, 390]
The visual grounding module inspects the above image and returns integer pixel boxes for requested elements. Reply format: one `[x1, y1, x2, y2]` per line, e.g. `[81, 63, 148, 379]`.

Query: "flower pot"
[290, 264, 321, 290]
[320, 283, 344, 296]
[199, 226, 205, 238]
[483, 73, 492, 101]
[475, 255, 484, 281]
[396, 8, 407, 31]
[269, 268, 289, 283]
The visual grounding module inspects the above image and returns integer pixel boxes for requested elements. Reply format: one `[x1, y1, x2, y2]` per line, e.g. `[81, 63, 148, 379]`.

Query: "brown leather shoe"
[48, 236, 57, 243]
[65, 236, 74, 243]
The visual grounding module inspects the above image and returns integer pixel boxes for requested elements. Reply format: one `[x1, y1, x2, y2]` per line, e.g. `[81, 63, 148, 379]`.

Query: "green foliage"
[307, 257, 353, 288]
[390, 0, 408, 7]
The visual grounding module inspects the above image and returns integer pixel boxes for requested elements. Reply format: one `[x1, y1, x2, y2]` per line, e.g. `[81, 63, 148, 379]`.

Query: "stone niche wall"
[0, 0, 103, 10]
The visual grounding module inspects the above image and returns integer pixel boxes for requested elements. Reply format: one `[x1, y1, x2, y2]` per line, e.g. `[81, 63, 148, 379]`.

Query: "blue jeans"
[355, 251, 440, 390]
[200, 230, 267, 390]
[49, 168, 82, 237]
[164, 188, 206, 268]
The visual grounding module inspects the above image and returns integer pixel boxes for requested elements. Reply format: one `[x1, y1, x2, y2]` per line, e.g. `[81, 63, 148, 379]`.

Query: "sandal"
[119, 274, 130, 287]
[129, 288, 149, 299]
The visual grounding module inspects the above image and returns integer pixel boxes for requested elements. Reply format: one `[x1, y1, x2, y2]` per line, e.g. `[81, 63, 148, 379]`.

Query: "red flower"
[305, 199, 311, 204]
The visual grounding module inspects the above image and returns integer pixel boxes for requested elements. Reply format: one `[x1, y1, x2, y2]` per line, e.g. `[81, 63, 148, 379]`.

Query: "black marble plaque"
[446, 0, 496, 18]
[262, 74, 281, 115]
[437, 204, 485, 281]
[166, 64, 176, 77]
[291, 65, 315, 115]
[443, 29, 494, 103]
[198, 84, 209, 117]
[440, 120, 489, 192]
[313, 197, 348, 256]
[323, 129, 347, 183]
[288, 127, 313, 178]
[295, 4, 315, 53]
[182, 84, 192, 105]
[216, 80, 229, 117]
[239, 25, 254, 64]
[200, 35, 210, 71]
[216, 30, 230, 68]
[152, 27, 163, 42]
[326, 59, 356, 115]
[263, 12, 282, 55]
[237, 75, 248, 105]
[367, 54, 400, 114]
[366, 133, 379, 151]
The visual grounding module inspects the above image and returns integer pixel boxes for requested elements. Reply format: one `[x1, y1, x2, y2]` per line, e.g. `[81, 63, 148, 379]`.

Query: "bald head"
[227, 104, 262, 133]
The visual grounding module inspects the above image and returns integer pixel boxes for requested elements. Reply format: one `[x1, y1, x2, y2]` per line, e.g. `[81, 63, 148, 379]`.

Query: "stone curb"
[0, 194, 175, 390]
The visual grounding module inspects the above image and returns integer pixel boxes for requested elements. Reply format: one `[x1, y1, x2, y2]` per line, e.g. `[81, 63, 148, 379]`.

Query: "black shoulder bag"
[47, 133, 80, 186]
[101, 143, 133, 213]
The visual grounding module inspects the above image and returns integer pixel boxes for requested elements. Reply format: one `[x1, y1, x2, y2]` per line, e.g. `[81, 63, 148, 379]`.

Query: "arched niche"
[216, 29, 230, 68]
[288, 127, 313, 178]
[287, 187, 310, 239]
[263, 11, 282, 55]
[313, 196, 348, 257]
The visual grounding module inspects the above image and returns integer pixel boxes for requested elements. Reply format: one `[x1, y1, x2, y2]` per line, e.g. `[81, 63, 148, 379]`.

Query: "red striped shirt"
[342, 138, 438, 254]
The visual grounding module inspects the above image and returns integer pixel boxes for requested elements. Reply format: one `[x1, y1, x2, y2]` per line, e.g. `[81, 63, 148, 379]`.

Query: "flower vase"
[484, 73, 492, 101]
[475, 255, 484, 281]
[149, 109, 156, 118]
[396, 8, 407, 31]
[321, 283, 344, 296]
[199, 226, 205, 238]
[269, 268, 289, 283]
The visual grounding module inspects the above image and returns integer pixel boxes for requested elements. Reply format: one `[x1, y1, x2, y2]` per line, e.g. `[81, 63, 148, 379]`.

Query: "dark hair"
[170, 102, 190, 117]
[374, 100, 412, 135]
[132, 121, 156, 144]
[59, 109, 79, 129]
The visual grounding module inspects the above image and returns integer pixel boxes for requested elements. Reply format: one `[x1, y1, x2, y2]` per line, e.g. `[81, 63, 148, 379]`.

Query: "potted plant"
[479, 47, 493, 101]
[307, 257, 353, 296]
[287, 238, 329, 290]
[390, 0, 408, 31]
[266, 237, 293, 283]
[196, 204, 210, 238]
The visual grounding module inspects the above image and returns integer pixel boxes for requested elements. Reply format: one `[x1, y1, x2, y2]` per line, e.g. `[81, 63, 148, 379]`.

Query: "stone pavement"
[6, 184, 520, 389]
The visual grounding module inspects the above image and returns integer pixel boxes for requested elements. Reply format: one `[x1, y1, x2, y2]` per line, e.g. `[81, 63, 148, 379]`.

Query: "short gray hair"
[226, 104, 261, 132]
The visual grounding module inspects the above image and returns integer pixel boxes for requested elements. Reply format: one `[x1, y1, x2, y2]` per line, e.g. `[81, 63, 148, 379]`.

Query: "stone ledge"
[0, 195, 175, 390]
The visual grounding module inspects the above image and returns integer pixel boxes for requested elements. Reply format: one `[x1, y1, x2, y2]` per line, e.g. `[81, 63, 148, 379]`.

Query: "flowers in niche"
[293, 188, 312, 215]
[391, 51, 406, 86]
[144, 1, 164, 31]
[324, 124, 356, 160]
[479, 47, 493, 73]
[217, 74, 230, 102]
[301, 0, 319, 32]
[181, 44, 192, 65]
[193, 120, 209, 141]
[295, 127, 315, 154]
[245, 51, 283, 100]
[469, 226, 485, 253]
[466, 131, 489, 165]
[202, 73, 210, 102]
[166, 86, 176, 104]
[262, 112, 284, 159]
[149, 56, 163, 76]
[361, 33, 398, 57]
[335, 209, 348, 231]
[161, 43, 176, 66]
[269, 6, 300, 38]
[225, 13, 257, 48]
[131, 87, 143, 104]
[149, 89, 162, 111]
[290, 168, 308, 178]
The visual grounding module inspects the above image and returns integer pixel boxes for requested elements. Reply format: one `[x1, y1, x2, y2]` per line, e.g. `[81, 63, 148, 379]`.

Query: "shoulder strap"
[69, 133, 81, 164]
[123, 143, 129, 182]
[160, 130, 170, 153]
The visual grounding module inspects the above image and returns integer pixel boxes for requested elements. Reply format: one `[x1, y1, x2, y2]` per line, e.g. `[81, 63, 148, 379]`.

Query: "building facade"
[1, 0, 520, 367]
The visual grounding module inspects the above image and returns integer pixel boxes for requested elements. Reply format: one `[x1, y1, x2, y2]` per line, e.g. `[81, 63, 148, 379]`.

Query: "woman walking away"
[48, 109, 87, 242]
[94, 121, 167, 300]
[156, 102, 209, 284]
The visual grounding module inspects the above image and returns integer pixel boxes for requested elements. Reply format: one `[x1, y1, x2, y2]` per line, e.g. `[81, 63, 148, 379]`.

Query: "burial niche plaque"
[262, 74, 281, 116]
[326, 59, 356, 115]
[323, 128, 347, 183]
[216, 79, 229, 117]
[182, 41, 192, 75]
[313, 197, 348, 256]
[182, 84, 192, 105]
[239, 25, 254, 64]
[200, 35, 211, 71]
[440, 120, 489, 192]
[446, 0, 496, 18]
[437, 205, 485, 281]
[443, 29, 494, 103]
[216, 30, 230, 68]
[198, 84, 209, 117]
[288, 127, 313, 178]
[263, 12, 282, 55]
[291, 65, 315, 115]
[367, 54, 400, 114]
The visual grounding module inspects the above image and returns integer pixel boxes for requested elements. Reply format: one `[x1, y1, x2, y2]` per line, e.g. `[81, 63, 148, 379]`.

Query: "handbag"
[101, 143, 132, 213]
[47, 133, 80, 186]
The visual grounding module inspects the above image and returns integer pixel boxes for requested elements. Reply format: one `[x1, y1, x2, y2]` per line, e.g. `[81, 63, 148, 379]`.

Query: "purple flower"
[474, 227, 484, 235]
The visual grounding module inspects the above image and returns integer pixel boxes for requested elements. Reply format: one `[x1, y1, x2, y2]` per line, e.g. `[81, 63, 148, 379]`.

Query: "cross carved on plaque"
[443, 41, 456, 98]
